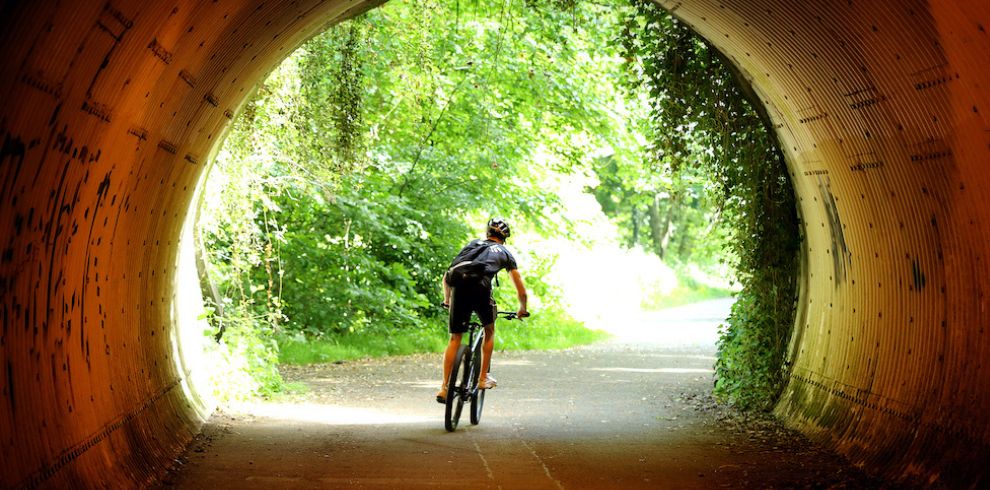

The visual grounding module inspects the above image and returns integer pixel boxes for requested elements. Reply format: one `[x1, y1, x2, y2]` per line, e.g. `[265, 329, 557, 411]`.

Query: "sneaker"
[480, 377, 497, 390]
[436, 387, 447, 404]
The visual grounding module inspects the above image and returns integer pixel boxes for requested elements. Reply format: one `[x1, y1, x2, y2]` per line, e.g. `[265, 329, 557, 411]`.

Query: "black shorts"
[448, 283, 496, 334]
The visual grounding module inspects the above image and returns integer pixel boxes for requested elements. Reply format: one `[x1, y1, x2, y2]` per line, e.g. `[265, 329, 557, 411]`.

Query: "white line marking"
[473, 439, 500, 489]
[519, 439, 565, 490]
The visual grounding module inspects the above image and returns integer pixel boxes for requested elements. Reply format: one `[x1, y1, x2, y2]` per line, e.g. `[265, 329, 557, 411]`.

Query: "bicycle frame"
[451, 321, 484, 403]
[469, 322, 486, 376]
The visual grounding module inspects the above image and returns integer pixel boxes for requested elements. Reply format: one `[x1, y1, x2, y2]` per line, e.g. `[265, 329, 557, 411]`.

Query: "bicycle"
[444, 311, 524, 432]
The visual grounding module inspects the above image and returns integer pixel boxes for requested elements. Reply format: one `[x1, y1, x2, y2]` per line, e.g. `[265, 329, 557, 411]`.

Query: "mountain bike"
[444, 311, 523, 432]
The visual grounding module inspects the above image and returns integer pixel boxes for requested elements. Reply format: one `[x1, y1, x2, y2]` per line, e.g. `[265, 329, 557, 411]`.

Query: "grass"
[276, 308, 609, 365]
[277, 326, 448, 364]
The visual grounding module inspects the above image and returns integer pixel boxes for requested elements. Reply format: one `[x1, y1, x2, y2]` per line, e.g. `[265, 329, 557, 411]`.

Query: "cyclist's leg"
[440, 333, 463, 396]
[478, 298, 497, 388]
[441, 287, 471, 399]
[480, 323, 496, 388]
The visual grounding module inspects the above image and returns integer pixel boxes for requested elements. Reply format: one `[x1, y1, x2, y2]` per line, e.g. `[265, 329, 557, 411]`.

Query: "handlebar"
[497, 311, 530, 320]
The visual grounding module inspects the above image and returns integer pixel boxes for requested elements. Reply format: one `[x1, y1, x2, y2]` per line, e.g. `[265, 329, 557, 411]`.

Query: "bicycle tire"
[469, 335, 485, 425]
[444, 344, 469, 432]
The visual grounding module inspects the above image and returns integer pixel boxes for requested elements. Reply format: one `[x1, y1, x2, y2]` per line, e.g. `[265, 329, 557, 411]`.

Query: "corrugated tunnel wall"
[0, 0, 987, 487]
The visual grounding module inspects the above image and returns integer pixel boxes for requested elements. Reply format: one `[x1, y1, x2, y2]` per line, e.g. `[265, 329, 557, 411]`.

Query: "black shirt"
[449, 239, 518, 279]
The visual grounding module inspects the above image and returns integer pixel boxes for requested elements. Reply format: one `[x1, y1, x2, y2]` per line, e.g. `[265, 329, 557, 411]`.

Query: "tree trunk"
[648, 192, 679, 259]
[647, 195, 666, 258]
[630, 205, 640, 248]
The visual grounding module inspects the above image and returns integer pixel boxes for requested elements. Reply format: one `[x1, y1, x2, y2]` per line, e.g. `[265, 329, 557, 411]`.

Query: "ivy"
[618, 0, 801, 410]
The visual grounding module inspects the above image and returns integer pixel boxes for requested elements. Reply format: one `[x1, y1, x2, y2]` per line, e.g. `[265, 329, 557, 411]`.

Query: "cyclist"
[437, 218, 528, 403]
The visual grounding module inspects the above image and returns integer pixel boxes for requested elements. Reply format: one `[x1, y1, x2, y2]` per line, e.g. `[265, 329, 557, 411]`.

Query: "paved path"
[161, 300, 876, 489]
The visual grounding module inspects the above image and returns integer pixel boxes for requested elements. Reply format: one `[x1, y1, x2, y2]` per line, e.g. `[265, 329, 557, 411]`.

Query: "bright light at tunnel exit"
[172, 193, 221, 418]
[521, 161, 734, 339]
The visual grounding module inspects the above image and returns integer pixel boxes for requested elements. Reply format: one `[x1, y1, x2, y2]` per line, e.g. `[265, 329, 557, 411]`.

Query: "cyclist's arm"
[508, 269, 528, 316]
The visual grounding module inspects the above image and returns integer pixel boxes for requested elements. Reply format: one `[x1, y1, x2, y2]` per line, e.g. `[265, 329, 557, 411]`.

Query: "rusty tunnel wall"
[0, 0, 987, 487]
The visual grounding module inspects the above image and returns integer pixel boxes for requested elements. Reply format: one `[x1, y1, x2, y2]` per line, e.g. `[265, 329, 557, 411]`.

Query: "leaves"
[615, 0, 801, 410]
[197, 0, 798, 411]
[198, 0, 628, 390]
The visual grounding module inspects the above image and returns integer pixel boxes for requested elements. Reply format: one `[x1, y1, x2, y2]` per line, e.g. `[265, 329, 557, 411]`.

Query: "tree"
[197, 0, 633, 392]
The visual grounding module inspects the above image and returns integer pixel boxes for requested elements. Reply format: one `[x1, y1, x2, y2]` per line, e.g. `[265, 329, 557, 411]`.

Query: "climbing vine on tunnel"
[617, 0, 801, 410]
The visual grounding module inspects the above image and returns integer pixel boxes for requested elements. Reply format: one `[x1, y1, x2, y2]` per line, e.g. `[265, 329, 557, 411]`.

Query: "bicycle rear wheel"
[444, 344, 469, 432]
[469, 335, 485, 425]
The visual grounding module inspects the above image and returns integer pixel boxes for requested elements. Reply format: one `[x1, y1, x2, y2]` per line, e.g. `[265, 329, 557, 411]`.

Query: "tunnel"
[0, 0, 988, 487]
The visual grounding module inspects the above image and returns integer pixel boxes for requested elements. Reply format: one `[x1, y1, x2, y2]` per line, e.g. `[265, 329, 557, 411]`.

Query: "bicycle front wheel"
[444, 344, 469, 432]
[469, 335, 485, 425]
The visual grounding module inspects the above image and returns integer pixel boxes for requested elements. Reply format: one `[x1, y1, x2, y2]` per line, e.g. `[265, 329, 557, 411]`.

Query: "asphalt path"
[161, 299, 876, 489]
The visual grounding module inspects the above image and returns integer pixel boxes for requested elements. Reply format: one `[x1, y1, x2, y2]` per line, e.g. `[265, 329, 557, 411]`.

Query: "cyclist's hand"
[517, 309, 530, 319]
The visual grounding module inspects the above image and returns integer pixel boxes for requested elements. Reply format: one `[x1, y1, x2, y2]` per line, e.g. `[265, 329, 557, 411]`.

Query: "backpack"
[445, 242, 489, 288]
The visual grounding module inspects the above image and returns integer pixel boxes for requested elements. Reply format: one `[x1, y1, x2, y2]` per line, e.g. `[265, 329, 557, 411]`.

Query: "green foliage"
[213, 311, 285, 398]
[199, 0, 627, 390]
[583, 0, 726, 268]
[296, 21, 367, 174]
[618, 1, 800, 410]
[273, 188, 454, 337]
[196, 101, 291, 398]
[200, 0, 798, 412]
[587, 153, 721, 267]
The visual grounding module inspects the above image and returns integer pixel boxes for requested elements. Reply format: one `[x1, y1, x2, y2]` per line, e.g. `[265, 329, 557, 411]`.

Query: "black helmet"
[487, 218, 511, 239]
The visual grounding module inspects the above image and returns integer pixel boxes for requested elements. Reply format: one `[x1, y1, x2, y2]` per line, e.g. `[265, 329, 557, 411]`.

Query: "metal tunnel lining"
[0, 0, 988, 487]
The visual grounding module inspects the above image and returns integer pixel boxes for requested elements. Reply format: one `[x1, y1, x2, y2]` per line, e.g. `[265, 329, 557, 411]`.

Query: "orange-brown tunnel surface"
[1, 0, 988, 487]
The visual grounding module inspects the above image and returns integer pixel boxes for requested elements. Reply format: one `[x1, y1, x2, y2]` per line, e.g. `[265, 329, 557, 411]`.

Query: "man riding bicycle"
[437, 218, 528, 403]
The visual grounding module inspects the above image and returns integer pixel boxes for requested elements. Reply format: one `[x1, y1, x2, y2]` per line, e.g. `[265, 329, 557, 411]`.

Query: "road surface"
[160, 300, 877, 488]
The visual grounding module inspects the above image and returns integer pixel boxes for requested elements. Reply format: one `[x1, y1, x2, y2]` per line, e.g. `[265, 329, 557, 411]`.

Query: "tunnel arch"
[0, 0, 987, 487]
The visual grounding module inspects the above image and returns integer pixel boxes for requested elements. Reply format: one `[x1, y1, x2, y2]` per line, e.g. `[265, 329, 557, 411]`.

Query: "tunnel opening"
[181, 0, 789, 407]
[1, 0, 989, 488]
